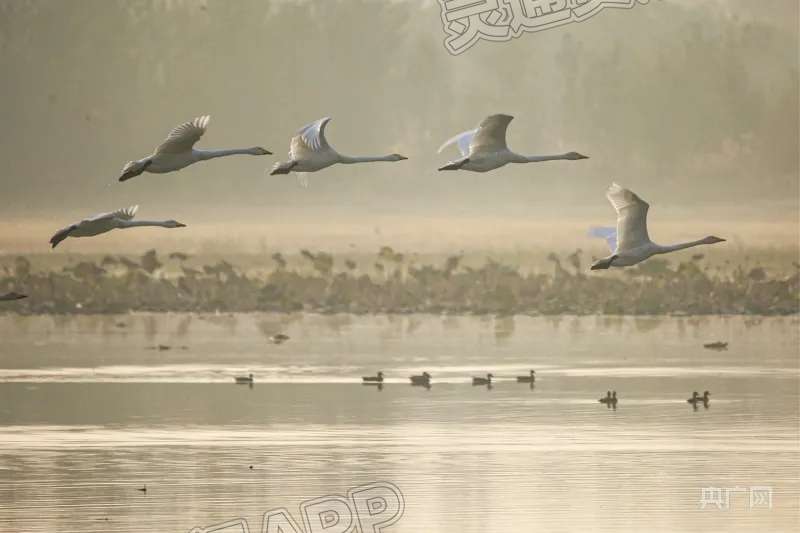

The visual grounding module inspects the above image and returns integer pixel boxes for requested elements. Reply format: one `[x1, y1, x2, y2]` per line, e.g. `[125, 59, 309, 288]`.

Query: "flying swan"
[49, 206, 186, 248]
[118, 116, 271, 182]
[269, 117, 407, 183]
[590, 183, 725, 270]
[438, 114, 588, 172]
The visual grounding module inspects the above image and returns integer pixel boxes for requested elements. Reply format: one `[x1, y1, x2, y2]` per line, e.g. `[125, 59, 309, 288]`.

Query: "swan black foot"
[269, 161, 297, 175]
[438, 158, 469, 171]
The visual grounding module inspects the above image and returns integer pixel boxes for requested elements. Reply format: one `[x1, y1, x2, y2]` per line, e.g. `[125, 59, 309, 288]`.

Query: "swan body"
[590, 183, 725, 270]
[119, 116, 271, 181]
[269, 117, 407, 180]
[269, 334, 290, 344]
[437, 114, 588, 172]
[49, 206, 186, 248]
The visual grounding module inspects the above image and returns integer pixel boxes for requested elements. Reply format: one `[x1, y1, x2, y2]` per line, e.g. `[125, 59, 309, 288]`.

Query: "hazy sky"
[0, 0, 797, 252]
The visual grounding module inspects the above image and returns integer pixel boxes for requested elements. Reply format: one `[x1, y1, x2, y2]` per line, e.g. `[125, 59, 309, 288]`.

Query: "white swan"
[50, 206, 186, 248]
[118, 116, 271, 182]
[590, 183, 725, 270]
[269, 117, 407, 181]
[438, 114, 588, 172]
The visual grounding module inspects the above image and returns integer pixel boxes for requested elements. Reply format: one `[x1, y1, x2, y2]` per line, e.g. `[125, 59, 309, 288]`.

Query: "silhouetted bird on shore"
[0, 292, 27, 301]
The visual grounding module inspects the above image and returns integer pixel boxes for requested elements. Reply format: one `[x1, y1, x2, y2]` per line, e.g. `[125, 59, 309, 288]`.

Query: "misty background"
[0, 0, 797, 254]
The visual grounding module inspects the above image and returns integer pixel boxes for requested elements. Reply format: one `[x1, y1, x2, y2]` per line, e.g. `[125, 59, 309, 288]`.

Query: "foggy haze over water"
[0, 0, 797, 252]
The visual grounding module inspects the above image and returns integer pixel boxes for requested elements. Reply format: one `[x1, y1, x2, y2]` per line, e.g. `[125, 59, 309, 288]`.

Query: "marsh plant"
[1, 248, 797, 316]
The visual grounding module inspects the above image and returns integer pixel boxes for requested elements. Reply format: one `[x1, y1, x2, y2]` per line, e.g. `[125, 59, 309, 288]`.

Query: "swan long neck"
[518, 153, 573, 163]
[339, 154, 396, 164]
[196, 148, 263, 160]
[118, 220, 174, 228]
[655, 238, 709, 254]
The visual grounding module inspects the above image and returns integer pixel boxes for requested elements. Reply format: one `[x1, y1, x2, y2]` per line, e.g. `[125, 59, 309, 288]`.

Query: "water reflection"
[0, 315, 797, 532]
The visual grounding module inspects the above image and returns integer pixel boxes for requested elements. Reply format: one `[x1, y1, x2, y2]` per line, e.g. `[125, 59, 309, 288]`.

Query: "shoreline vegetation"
[1, 248, 798, 316]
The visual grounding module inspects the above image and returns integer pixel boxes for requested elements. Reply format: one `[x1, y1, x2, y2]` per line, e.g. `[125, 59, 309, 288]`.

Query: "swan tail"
[269, 161, 297, 176]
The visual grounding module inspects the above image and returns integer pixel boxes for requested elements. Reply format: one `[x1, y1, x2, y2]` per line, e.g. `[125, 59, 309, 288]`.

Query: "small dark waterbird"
[235, 373, 254, 384]
[599, 391, 618, 406]
[269, 334, 290, 345]
[472, 373, 493, 386]
[703, 342, 728, 351]
[516, 370, 536, 383]
[409, 372, 431, 387]
[687, 390, 710, 407]
[362, 371, 384, 384]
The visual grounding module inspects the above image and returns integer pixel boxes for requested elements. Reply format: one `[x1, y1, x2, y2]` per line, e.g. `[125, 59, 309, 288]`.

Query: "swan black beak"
[176, 222, 187, 228]
[398, 155, 408, 160]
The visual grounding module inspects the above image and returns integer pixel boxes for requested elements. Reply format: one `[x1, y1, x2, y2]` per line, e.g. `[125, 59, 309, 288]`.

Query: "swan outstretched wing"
[290, 117, 332, 159]
[438, 129, 476, 157]
[155, 116, 210, 154]
[469, 114, 513, 154]
[606, 183, 650, 251]
[85, 205, 139, 223]
[588, 226, 618, 253]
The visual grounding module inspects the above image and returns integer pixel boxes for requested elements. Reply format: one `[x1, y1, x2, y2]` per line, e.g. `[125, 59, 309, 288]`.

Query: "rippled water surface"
[0, 313, 798, 532]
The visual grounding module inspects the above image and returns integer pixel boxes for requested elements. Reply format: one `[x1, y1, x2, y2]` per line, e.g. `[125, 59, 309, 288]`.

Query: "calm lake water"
[0, 313, 798, 532]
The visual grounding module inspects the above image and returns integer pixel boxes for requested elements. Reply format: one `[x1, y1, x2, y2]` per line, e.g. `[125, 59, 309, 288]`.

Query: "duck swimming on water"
[688, 390, 710, 407]
[409, 372, 431, 387]
[472, 373, 493, 386]
[516, 370, 535, 383]
[600, 391, 617, 407]
[362, 371, 384, 384]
